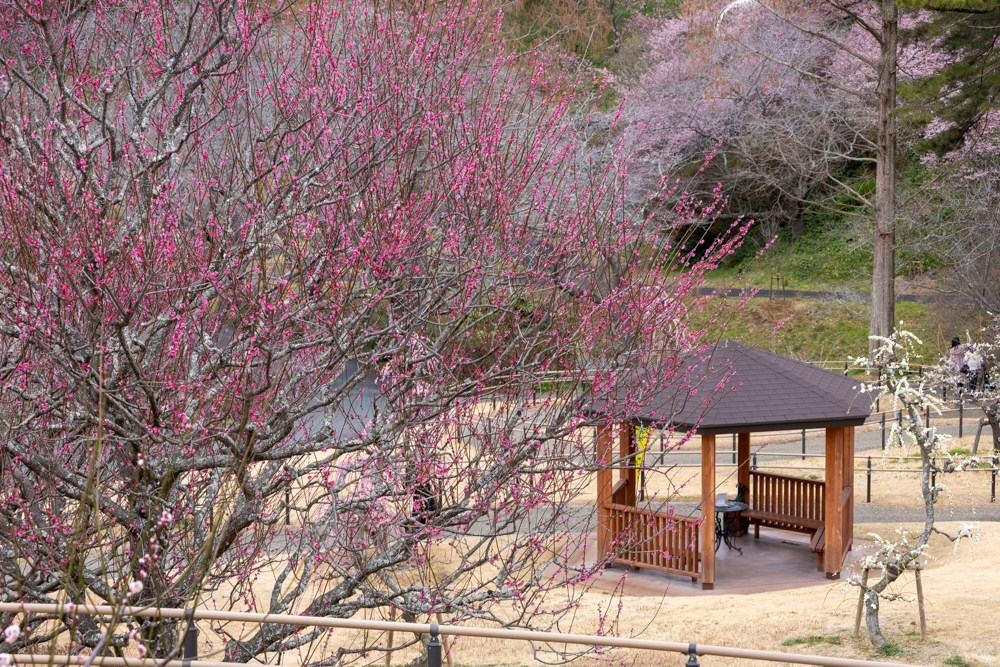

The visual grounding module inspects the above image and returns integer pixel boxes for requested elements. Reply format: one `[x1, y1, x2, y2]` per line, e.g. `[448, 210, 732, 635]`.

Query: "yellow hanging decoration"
[635, 426, 650, 470]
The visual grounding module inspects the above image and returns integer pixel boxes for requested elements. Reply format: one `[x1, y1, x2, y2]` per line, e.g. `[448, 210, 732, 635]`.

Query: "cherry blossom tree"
[624, 11, 827, 181]
[704, 0, 997, 363]
[0, 0, 749, 664]
[620, 8, 871, 250]
[695, 0, 898, 362]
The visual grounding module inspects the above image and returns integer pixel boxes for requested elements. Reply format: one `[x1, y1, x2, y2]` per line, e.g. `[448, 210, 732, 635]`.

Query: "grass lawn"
[697, 296, 989, 366]
[696, 192, 984, 365]
[712, 231, 874, 294]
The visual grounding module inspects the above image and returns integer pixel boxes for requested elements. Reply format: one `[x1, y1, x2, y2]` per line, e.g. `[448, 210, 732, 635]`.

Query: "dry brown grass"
[48, 424, 998, 667]
[372, 522, 997, 667]
[168, 520, 999, 667]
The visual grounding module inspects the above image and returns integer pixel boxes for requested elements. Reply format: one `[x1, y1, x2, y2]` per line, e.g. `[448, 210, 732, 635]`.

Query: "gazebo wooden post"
[701, 433, 716, 589]
[596, 424, 614, 559]
[824, 426, 845, 579]
[844, 426, 855, 555]
[737, 432, 751, 534]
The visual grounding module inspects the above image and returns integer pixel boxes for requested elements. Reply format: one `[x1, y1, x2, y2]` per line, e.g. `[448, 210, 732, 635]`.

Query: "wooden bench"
[745, 471, 827, 570]
[742, 509, 822, 535]
[809, 526, 826, 570]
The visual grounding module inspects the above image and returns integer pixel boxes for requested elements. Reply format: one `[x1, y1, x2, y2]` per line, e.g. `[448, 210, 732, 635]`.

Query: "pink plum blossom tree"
[0, 0, 749, 663]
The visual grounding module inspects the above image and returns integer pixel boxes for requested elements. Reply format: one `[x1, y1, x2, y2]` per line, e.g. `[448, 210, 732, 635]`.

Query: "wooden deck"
[602, 471, 840, 581]
[563, 527, 866, 597]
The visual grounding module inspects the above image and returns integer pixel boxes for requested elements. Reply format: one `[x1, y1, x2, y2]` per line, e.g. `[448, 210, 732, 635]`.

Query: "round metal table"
[713, 500, 748, 555]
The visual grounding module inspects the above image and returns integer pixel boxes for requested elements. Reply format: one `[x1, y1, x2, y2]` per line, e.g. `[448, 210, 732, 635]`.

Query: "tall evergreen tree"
[900, 3, 1000, 156]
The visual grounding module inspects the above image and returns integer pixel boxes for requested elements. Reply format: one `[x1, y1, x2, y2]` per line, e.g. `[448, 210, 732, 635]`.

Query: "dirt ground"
[126, 420, 999, 667]
[185, 519, 997, 667]
[175, 423, 998, 667]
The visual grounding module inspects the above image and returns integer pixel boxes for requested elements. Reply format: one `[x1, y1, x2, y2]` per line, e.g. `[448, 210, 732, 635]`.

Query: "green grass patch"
[944, 447, 994, 468]
[537, 380, 578, 393]
[713, 162, 943, 294]
[713, 200, 873, 292]
[692, 296, 988, 367]
[878, 642, 904, 656]
[944, 657, 971, 667]
[782, 636, 836, 647]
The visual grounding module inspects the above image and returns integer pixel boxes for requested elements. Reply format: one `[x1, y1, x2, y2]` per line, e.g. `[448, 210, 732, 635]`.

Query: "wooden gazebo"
[596, 339, 872, 589]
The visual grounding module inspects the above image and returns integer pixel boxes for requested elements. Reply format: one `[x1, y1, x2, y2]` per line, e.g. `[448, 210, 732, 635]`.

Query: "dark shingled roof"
[631, 339, 872, 434]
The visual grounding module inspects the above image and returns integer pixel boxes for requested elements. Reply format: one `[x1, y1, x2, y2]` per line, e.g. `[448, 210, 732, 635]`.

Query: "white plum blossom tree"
[850, 328, 980, 648]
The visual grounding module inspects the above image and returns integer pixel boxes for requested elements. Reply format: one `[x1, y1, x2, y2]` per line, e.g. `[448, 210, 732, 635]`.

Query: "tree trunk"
[869, 0, 898, 363]
[608, 0, 619, 53]
[786, 198, 805, 238]
[864, 590, 888, 648]
[986, 408, 1000, 451]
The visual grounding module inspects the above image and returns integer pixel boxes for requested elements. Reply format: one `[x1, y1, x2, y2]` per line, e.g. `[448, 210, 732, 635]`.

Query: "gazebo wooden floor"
[568, 527, 867, 597]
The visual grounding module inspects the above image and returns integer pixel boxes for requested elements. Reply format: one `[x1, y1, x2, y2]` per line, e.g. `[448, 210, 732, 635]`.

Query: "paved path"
[854, 505, 1000, 522]
[696, 286, 945, 303]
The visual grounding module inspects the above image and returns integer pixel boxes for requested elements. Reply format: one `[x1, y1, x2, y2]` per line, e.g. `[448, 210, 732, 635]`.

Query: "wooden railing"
[750, 470, 825, 525]
[602, 503, 701, 579]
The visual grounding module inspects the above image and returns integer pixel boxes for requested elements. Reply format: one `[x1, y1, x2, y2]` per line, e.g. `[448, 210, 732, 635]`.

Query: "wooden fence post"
[436, 613, 454, 667]
[972, 417, 985, 455]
